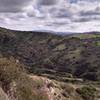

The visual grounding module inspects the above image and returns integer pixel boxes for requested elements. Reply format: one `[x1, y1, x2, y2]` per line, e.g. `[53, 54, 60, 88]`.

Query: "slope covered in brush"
[0, 27, 100, 81]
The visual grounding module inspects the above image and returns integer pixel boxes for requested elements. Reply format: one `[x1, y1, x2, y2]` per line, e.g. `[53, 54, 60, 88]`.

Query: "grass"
[53, 44, 66, 51]
[72, 34, 100, 39]
[95, 41, 100, 46]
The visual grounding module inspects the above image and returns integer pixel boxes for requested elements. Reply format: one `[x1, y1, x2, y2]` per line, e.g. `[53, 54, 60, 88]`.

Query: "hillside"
[0, 27, 100, 81]
[0, 27, 100, 100]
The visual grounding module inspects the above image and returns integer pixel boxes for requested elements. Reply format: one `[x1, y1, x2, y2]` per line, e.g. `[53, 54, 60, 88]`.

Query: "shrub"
[61, 84, 74, 95]
[76, 85, 97, 100]
[0, 58, 23, 90]
[0, 57, 48, 100]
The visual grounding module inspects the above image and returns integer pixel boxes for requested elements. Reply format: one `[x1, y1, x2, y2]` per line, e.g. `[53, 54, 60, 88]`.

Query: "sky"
[0, 0, 100, 32]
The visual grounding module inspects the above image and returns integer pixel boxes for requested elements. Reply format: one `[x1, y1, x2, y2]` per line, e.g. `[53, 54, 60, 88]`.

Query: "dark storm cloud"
[36, 0, 57, 6]
[80, 11, 100, 17]
[0, 0, 33, 12]
[72, 7, 100, 23]
[49, 8, 71, 18]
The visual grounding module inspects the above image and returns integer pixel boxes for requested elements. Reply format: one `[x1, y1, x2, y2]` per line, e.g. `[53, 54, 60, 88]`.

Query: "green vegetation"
[0, 27, 100, 100]
[72, 33, 100, 39]
[53, 44, 66, 51]
[76, 85, 97, 100]
[95, 41, 100, 46]
[0, 27, 99, 82]
[0, 57, 48, 100]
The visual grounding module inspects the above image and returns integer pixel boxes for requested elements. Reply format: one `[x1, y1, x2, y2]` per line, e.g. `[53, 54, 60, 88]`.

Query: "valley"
[0, 27, 100, 100]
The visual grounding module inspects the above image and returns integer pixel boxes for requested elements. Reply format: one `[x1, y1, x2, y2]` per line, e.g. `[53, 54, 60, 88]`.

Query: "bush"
[16, 76, 48, 100]
[76, 85, 97, 100]
[0, 57, 48, 100]
[61, 84, 74, 95]
[0, 58, 23, 90]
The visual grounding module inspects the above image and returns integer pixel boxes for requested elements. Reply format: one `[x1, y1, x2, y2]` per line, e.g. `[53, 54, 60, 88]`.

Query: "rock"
[0, 87, 9, 100]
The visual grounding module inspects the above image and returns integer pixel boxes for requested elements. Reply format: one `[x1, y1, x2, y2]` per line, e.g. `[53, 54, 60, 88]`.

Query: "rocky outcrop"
[0, 87, 9, 100]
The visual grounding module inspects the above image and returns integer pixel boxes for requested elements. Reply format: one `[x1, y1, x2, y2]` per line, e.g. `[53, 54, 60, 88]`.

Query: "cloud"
[0, 0, 100, 32]
[0, 0, 33, 12]
[36, 0, 58, 6]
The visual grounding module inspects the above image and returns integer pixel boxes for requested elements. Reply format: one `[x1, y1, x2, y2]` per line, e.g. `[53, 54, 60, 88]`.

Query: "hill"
[0, 27, 100, 100]
[0, 27, 100, 81]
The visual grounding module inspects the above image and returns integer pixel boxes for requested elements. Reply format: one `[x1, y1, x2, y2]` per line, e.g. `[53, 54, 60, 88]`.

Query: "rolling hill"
[0, 27, 100, 100]
[0, 27, 100, 81]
